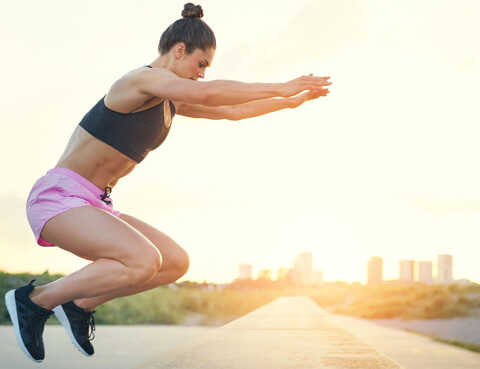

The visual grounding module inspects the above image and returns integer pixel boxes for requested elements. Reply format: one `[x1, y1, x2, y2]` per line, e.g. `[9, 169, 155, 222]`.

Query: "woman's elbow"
[228, 112, 243, 121]
[201, 84, 229, 106]
[224, 106, 242, 121]
[202, 89, 217, 106]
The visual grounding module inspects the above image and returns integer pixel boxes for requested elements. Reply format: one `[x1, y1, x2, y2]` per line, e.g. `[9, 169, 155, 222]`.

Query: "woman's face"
[175, 46, 215, 80]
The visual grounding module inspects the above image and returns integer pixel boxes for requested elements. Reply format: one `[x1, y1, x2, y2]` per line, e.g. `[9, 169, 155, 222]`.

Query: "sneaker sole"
[4, 290, 43, 363]
[53, 305, 92, 357]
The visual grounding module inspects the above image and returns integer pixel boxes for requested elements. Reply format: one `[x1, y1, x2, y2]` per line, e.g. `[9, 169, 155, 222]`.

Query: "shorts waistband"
[45, 167, 107, 197]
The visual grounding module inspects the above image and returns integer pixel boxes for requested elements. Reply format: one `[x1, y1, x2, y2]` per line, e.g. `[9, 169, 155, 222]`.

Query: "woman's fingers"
[309, 88, 330, 98]
[284, 75, 332, 97]
[305, 75, 330, 80]
[290, 87, 329, 108]
[301, 75, 331, 89]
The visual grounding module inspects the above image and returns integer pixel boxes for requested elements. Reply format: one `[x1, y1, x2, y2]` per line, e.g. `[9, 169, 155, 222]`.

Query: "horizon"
[2, 252, 475, 285]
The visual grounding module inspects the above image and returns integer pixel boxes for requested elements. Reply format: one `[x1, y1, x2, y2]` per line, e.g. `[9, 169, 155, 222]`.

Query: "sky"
[1, 0, 480, 284]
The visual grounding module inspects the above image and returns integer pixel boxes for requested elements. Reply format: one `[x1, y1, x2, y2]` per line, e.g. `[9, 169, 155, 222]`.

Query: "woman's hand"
[288, 86, 330, 108]
[280, 74, 331, 98]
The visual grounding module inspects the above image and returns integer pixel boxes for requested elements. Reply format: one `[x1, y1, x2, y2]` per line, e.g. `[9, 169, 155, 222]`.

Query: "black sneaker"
[53, 300, 96, 356]
[4, 279, 54, 362]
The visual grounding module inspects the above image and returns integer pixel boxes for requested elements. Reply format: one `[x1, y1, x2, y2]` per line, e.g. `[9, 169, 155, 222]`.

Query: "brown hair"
[158, 3, 216, 55]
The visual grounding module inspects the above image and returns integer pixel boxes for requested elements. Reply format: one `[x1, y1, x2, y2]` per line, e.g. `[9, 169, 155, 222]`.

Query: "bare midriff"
[54, 125, 137, 190]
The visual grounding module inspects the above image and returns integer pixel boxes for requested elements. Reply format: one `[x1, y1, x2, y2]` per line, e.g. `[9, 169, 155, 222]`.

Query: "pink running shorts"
[26, 167, 122, 247]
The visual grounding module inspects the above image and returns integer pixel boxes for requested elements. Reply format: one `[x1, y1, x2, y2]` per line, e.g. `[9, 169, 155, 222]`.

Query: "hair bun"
[182, 3, 203, 19]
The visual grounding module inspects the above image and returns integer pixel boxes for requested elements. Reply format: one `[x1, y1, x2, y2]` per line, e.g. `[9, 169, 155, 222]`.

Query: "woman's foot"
[53, 301, 96, 356]
[4, 280, 54, 362]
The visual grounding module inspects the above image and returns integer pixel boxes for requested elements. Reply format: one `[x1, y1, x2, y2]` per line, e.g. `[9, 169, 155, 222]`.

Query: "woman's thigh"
[118, 213, 189, 273]
[40, 206, 162, 268]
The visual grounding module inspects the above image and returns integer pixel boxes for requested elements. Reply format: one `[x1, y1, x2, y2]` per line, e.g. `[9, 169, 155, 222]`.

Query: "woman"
[5, 3, 331, 363]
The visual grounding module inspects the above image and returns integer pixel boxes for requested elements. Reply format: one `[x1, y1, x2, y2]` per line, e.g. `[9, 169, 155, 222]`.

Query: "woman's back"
[55, 66, 175, 189]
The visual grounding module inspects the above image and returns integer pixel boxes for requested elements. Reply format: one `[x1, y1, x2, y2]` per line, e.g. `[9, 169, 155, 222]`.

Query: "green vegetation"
[1, 271, 479, 326]
[404, 329, 480, 354]
[0, 271, 283, 326]
[317, 282, 480, 320]
[93, 286, 284, 325]
[432, 338, 480, 353]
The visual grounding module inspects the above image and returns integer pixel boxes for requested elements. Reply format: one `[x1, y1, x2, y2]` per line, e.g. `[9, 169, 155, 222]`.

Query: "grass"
[315, 282, 480, 320]
[404, 329, 480, 354]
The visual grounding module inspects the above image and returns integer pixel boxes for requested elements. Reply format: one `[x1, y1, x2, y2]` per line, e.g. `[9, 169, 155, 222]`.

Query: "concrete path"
[136, 297, 403, 369]
[0, 325, 212, 369]
[329, 314, 480, 369]
[371, 317, 480, 345]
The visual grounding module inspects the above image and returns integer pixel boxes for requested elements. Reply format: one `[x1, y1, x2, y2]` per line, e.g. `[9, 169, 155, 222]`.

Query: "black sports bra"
[78, 66, 175, 163]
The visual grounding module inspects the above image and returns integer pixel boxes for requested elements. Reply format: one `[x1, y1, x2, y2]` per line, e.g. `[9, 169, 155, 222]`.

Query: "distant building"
[294, 252, 313, 285]
[277, 267, 290, 281]
[258, 269, 272, 280]
[313, 270, 323, 285]
[399, 259, 415, 282]
[437, 254, 453, 283]
[418, 261, 433, 284]
[238, 264, 252, 280]
[367, 257, 383, 285]
[286, 268, 296, 283]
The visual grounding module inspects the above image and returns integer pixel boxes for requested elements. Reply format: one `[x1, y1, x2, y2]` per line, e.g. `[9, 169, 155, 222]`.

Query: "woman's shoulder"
[111, 66, 176, 95]
[104, 67, 161, 114]
[115, 65, 154, 86]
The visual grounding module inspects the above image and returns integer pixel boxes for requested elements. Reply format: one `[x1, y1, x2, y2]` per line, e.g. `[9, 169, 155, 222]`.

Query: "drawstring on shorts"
[100, 186, 112, 205]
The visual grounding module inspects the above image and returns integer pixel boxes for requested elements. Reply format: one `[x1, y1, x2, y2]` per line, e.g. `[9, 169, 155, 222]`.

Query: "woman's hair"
[158, 3, 216, 55]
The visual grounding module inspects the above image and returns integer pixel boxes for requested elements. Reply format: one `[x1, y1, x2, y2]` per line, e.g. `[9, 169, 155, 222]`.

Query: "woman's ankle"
[29, 286, 54, 310]
[73, 299, 96, 312]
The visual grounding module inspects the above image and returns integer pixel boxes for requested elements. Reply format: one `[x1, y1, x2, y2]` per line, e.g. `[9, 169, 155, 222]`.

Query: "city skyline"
[237, 251, 323, 285]
[366, 254, 464, 285]
[237, 252, 466, 285]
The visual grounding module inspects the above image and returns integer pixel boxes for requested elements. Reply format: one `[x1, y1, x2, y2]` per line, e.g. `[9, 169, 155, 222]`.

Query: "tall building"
[313, 270, 323, 285]
[238, 263, 252, 280]
[399, 259, 415, 282]
[294, 252, 313, 285]
[418, 261, 433, 284]
[437, 254, 453, 283]
[367, 257, 383, 285]
[277, 267, 290, 281]
[258, 269, 272, 280]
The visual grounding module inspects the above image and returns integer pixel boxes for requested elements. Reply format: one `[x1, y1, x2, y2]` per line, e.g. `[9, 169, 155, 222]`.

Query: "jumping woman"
[5, 3, 331, 362]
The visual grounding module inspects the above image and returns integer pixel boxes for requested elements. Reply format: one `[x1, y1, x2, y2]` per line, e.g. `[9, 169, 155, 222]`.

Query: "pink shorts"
[26, 167, 122, 247]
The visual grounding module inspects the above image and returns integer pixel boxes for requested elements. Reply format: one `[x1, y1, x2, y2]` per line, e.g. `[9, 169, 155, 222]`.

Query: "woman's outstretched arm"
[175, 88, 330, 120]
[133, 67, 330, 106]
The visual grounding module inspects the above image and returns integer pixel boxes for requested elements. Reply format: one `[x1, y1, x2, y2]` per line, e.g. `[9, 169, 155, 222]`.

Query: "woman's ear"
[174, 42, 186, 60]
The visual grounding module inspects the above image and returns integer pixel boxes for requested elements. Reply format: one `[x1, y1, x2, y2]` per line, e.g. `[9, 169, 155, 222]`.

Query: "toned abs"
[55, 125, 137, 190]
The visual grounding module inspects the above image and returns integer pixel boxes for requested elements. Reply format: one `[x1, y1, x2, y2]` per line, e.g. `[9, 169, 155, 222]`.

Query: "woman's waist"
[54, 155, 136, 190]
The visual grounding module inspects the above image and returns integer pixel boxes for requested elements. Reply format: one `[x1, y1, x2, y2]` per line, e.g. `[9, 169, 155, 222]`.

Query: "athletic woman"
[5, 3, 331, 362]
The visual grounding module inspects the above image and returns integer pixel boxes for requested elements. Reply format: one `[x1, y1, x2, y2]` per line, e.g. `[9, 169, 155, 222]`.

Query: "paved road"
[137, 297, 403, 369]
[330, 314, 480, 369]
[1, 325, 212, 369]
[371, 317, 480, 345]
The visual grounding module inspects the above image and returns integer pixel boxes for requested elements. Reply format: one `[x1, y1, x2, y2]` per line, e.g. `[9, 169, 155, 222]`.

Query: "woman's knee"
[180, 250, 190, 276]
[172, 249, 190, 279]
[127, 247, 163, 285]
